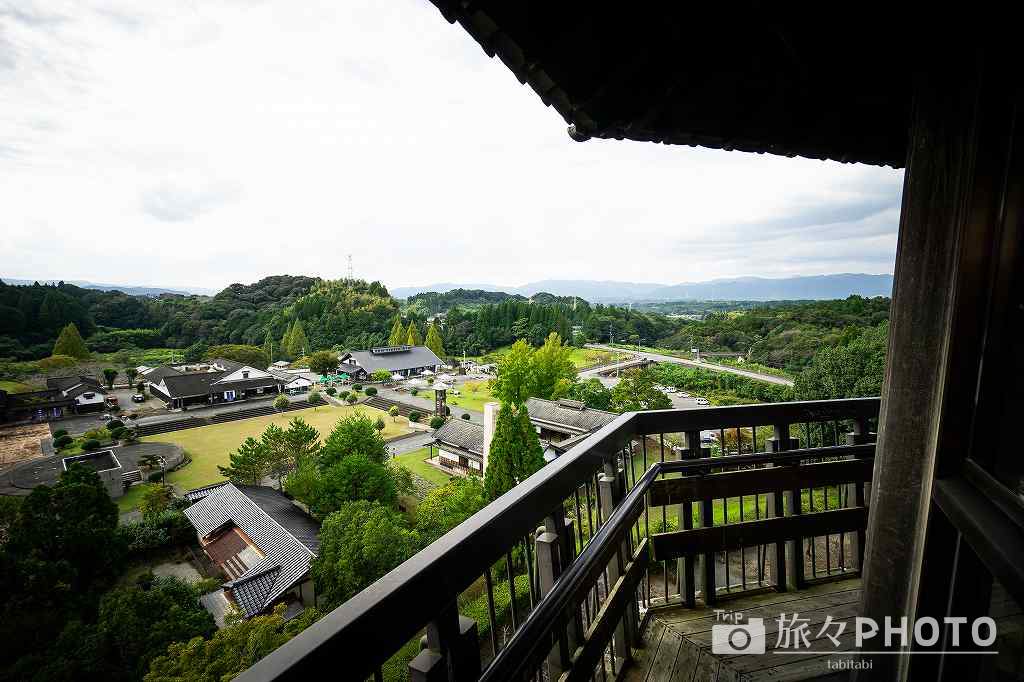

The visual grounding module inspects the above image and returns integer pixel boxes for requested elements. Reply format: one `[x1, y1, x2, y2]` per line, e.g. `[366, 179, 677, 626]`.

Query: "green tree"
[405, 320, 423, 346]
[388, 316, 406, 346]
[530, 332, 575, 400]
[144, 604, 319, 682]
[388, 405, 399, 422]
[370, 369, 392, 382]
[610, 368, 672, 411]
[287, 319, 309, 359]
[416, 476, 485, 546]
[425, 323, 446, 358]
[490, 339, 535, 407]
[562, 377, 614, 410]
[483, 405, 544, 500]
[321, 412, 388, 466]
[125, 366, 138, 387]
[99, 576, 215, 679]
[307, 350, 339, 376]
[139, 484, 173, 519]
[102, 367, 118, 389]
[273, 394, 289, 410]
[203, 344, 269, 369]
[794, 322, 888, 400]
[52, 322, 90, 359]
[217, 437, 268, 485]
[311, 500, 419, 609]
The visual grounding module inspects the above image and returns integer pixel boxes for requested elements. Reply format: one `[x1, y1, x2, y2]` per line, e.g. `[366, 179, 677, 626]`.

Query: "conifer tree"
[425, 323, 446, 358]
[280, 322, 295, 360]
[483, 405, 544, 500]
[388, 317, 406, 346]
[52, 322, 90, 359]
[405, 320, 423, 346]
[288, 320, 309, 359]
[218, 437, 268, 485]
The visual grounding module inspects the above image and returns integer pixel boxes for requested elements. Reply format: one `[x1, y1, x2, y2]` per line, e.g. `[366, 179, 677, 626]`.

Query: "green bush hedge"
[53, 434, 73, 448]
[409, 411, 421, 423]
[106, 419, 124, 430]
[364, 387, 378, 396]
[352, 383, 363, 391]
[429, 416, 445, 429]
[52, 429, 68, 439]
[81, 438, 101, 451]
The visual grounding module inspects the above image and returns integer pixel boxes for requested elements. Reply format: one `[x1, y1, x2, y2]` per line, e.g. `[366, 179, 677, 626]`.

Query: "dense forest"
[0, 276, 891, 403]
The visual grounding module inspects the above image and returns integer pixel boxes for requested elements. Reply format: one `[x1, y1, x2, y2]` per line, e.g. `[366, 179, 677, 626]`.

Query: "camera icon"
[711, 618, 766, 655]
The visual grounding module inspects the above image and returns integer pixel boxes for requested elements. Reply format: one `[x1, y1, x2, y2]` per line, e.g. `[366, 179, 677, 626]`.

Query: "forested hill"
[403, 288, 581, 315]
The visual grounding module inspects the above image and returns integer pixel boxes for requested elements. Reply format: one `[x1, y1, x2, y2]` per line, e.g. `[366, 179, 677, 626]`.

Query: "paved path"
[585, 344, 794, 386]
[388, 432, 435, 456]
[1, 441, 183, 494]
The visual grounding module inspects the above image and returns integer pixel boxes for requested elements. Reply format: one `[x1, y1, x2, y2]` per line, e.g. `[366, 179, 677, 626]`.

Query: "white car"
[696, 398, 710, 406]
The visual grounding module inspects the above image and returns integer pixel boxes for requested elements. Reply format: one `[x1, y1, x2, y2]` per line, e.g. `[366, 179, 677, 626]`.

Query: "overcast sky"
[0, 1, 904, 292]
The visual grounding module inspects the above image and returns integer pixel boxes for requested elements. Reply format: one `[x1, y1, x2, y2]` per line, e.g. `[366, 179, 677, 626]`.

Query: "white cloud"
[0, 0, 903, 291]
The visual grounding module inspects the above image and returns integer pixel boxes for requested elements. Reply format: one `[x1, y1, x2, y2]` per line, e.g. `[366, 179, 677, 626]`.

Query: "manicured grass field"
[147, 404, 411, 491]
[393, 446, 452, 487]
[117, 482, 152, 513]
[567, 347, 617, 368]
[423, 380, 496, 413]
[0, 379, 33, 393]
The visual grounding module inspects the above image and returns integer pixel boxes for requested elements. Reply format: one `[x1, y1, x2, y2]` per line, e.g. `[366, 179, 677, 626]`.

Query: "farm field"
[147, 404, 411, 490]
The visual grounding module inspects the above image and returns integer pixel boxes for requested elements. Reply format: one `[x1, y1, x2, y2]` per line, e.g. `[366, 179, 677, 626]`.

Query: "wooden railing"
[236, 398, 879, 682]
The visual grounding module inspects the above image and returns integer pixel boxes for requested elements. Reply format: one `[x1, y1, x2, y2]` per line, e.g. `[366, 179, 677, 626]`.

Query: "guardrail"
[236, 398, 879, 682]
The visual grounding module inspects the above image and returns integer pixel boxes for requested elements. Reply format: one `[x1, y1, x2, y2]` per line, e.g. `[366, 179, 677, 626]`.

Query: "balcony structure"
[239, 398, 881, 681]
[238, 4, 1024, 682]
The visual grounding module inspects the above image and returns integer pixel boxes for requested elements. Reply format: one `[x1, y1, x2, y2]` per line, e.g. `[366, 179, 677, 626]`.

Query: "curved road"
[584, 344, 794, 387]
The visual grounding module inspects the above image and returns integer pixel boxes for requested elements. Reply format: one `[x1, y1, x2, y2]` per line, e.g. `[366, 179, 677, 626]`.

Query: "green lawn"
[146, 404, 412, 491]
[423, 380, 496, 413]
[0, 379, 33, 393]
[567, 347, 618, 368]
[393, 446, 452, 487]
[117, 482, 153, 513]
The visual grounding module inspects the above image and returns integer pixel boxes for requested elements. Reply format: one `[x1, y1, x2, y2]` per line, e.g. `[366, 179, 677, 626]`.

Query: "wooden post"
[768, 424, 801, 591]
[598, 462, 633, 662]
[845, 416, 872, 570]
[408, 600, 480, 682]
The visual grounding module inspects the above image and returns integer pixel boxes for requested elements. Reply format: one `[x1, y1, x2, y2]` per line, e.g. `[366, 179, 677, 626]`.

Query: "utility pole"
[346, 254, 353, 279]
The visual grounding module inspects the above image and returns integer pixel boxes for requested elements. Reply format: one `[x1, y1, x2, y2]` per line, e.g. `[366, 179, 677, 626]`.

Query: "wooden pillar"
[857, 53, 989, 679]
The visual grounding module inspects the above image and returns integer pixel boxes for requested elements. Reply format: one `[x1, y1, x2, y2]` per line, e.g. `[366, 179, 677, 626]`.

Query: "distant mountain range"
[391, 274, 894, 303]
[1, 277, 218, 297]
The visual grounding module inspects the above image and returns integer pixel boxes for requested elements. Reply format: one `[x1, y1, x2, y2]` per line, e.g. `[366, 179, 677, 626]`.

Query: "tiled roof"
[433, 418, 484, 457]
[184, 481, 230, 502]
[526, 397, 618, 434]
[183, 483, 319, 617]
[46, 375, 103, 392]
[162, 371, 226, 398]
[342, 345, 442, 373]
[142, 366, 183, 383]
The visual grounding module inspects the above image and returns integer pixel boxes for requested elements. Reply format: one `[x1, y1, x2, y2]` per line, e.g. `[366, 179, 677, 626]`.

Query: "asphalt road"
[585, 344, 794, 387]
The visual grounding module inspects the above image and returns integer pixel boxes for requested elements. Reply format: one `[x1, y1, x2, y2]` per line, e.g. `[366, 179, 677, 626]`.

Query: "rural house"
[184, 482, 320, 619]
[146, 358, 290, 409]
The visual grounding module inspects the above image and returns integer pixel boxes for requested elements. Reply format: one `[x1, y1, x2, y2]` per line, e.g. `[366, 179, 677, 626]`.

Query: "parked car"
[131, 394, 145, 403]
[696, 398, 710, 406]
[105, 395, 119, 407]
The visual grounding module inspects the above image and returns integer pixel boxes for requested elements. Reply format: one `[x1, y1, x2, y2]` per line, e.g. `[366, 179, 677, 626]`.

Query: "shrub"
[429, 416, 445, 429]
[427, 377, 434, 385]
[352, 383, 363, 392]
[147, 471, 164, 483]
[338, 390, 350, 400]
[84, 427, 110, 441]
[345, 395, 357, 404]
[52, 429, 68, 439]
[410, 388, 419, 396]
[38, 354, 78, 370]
[326, 387, 337, 396]
[375, 417, 386, 432]
[81, 438, 101, 451]
[461, 413, 471, 421]
[364, 387, 377, 397]
[409, 411, 422, 423]
[110, 427, 127, 440]
[309, 389, 321, 403]
[274, 394, 290, 410]
[53, 434, 73, 448]
[106, 419, 124, 430]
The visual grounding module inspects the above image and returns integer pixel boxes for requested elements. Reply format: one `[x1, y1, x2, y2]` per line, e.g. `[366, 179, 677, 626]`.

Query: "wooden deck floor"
[625, 578, 862, 682]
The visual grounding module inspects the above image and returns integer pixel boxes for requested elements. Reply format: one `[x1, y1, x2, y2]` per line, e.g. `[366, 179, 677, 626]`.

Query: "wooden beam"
[648, 458, 874, 507]
[651, 507, 868, 561]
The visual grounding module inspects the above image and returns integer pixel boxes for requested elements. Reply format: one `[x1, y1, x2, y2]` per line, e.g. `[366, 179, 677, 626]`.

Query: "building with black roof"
[183, 482, 320, 619]
[146, 358, 291, 409]
[338, 345, 443, 379]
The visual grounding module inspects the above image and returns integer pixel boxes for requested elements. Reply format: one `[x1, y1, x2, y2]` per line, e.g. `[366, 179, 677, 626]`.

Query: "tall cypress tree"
[406, 321, 423, 346]
[483, 405, 544, 500]
[280, 322, 295, 360]
[425, 323, 445, 358]
[52, 322, 90, 359]
[388, 317, 406, 346]
[288, 320, 309, 359]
